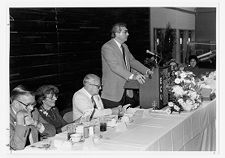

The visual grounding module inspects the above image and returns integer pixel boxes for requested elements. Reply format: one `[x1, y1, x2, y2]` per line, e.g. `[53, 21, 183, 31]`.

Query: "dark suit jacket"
[10, 107, 56, 150]
[101, 39, 149, 102]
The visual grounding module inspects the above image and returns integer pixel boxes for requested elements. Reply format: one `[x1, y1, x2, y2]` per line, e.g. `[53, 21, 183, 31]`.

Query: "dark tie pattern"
[91, 96, 97, 109]
[89, 96, 96, 121]
[121, 44, 127, 67]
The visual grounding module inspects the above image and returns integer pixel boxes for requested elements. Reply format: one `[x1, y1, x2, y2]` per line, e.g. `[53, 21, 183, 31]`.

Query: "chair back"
[63, 111, 73, 123]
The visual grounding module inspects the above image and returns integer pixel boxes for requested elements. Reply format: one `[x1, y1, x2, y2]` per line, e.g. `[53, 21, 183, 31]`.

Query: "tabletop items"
[27, 107, 138, 150]
[20, 100, 215, 151]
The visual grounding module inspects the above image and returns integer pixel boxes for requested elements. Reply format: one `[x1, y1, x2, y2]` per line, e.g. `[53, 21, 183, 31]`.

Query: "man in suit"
[72, 74, 123, 121]
[101, 22, 153, 108]
[10, 85, 56, 150]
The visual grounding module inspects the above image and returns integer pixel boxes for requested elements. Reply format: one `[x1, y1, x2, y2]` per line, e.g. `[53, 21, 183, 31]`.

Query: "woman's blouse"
[38, 106, 67, 133]
[184, 66, 201, 78]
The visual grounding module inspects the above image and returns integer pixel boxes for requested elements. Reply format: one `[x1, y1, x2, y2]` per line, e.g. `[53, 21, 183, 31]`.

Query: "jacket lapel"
[109, 39, 128, 69]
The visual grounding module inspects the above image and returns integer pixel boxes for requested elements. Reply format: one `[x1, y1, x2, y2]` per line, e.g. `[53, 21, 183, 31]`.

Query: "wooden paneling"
[10, 8, 150, 112]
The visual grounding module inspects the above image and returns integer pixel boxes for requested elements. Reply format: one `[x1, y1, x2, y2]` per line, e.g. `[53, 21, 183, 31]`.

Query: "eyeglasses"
[88, 83, 102, 89]
[46, 95, 58, 100]
[121, 30, 128, 34]
[17, 100, 36, 107]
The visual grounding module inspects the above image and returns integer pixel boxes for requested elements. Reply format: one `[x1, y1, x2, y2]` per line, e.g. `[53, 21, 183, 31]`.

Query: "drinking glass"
[99, 117, 107, 132]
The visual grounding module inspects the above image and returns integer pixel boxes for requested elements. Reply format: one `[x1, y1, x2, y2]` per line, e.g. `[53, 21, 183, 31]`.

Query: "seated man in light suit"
[10, 85, 56, 150]
[101, 22, 154, 108]
[72, 74, 122, 121]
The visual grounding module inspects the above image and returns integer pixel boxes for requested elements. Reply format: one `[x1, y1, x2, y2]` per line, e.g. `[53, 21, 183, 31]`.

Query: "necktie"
[90, 96, 96, 121]
[91, 96, 97, 109]
[121, 45, 127, 67]
[25, 128, 31, 146]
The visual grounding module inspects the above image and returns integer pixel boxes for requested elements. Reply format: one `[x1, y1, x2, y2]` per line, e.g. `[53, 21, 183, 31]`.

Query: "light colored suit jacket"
[10, 108, 56, 150]
[72, 87, 112, 120]
[101, 39, 149, 102]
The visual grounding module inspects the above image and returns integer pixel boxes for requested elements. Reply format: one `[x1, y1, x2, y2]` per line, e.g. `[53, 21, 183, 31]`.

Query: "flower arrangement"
[197, 71, 216, 100]
[166, 70, 202, 114]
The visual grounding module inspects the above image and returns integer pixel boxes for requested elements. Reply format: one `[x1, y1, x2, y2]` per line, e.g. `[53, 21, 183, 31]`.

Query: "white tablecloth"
[14, 99, 216, 152]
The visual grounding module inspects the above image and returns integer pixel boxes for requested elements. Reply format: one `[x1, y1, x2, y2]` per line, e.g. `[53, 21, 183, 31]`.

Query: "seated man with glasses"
[35, 85, 69, 133]
[10, 85, 56, 150]
[72, 74, 123, 121]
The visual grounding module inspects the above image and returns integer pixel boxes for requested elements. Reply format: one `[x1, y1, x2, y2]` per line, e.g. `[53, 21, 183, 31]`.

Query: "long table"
[14, 99, 216, 152]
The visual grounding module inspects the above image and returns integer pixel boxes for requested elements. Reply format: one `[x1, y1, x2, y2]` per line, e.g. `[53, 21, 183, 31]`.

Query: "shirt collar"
[82, 87, 92, 99]
[11, 106, 17, 115]
[113, 39, 122, 48]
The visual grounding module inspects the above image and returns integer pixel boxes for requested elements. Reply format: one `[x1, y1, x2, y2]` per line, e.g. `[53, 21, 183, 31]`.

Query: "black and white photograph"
[1, 0, 224, 157]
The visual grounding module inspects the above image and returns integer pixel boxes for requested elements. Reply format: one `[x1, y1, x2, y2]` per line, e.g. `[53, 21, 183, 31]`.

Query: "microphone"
[146, 50, 160, 58]
[197, 51, 212, 59]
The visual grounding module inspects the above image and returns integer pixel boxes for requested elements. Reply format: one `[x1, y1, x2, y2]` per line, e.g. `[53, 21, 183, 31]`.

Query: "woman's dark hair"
[188, 55, 198, 64]
[35, 85, 59, 106]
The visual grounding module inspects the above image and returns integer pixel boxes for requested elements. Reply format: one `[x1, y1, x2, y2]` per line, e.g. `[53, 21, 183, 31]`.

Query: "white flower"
[188, 91, 197, 101]
[186, 99, 193, 107]
[184, 79, 191, 84]
[43, 111, 48, 116]
[174, 78, 181, 84]
[174, 105, 180, 111]
[168, 102, 174, 107]
[178, 98, 184, 104]
[182, 103, 193, 111]
[40, 109, 48, 116]
[165, 108, 172, 114]
[172, 85, 185, 97]
[180, 72, 187, 79]
[193, 103, 199, 109]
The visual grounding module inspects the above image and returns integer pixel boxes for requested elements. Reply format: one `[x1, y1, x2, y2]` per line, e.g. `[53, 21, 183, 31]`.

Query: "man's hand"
[24, 115, 36, 126]
[133, 74, 146, 84]
[145, 69, 154, 78]
[16, 110, 29, 126]
[16, 110, 36, 126]
[111, 105, 125, 116]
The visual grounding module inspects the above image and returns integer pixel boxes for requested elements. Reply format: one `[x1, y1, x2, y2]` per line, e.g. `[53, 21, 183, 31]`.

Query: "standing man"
[101, 22, 153, 108]
[10, 85, 56, 150]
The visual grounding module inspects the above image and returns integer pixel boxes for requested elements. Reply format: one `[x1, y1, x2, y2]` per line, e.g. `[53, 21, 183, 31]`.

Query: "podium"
[124, 67, 168, 109]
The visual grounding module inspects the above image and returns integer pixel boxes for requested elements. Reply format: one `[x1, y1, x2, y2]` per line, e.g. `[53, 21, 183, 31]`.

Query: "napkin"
[82, 136, 98, 150]
[52, 139, 72, 150]
[126, 107, 138, 115]
[107, 118, 117, 127]
[121, 115, 130, 124]
[115, 122, 127, 132]
[142, 109, 151, 118]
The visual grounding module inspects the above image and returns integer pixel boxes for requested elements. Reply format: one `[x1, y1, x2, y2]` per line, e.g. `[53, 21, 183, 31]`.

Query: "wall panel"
[10, 8, 150, 112]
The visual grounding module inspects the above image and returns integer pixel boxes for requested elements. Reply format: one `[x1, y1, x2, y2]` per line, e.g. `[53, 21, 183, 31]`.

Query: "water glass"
[99, 117, 107, 132]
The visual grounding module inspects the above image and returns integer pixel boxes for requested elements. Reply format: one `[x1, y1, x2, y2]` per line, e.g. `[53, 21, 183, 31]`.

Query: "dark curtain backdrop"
[10, 8, 150, 112]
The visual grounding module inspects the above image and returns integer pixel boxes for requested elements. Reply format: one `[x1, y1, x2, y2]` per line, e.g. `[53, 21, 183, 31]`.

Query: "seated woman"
[184, 55, 201, 78]
[35, 85, 68, 133]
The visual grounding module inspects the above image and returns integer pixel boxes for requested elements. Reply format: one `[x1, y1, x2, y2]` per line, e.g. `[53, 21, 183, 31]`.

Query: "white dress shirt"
[72, 87, 112, 120]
